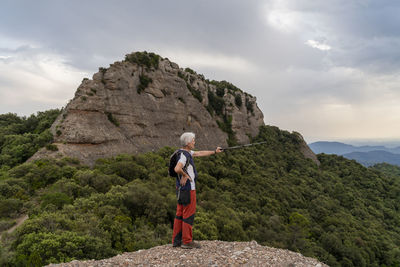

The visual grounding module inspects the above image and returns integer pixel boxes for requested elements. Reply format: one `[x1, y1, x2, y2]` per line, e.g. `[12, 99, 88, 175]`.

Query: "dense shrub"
[216, 87, 225, 97]
[0, 110, 60, 168]
[105, 112, 119, 127]
[137, 75, 153, 94]
[0, 198, 23, 218]
[125, 51, 160, 70]
[208, 80, 242, 95]
[14, 231, 115, 266]
[184, 68, 196, 74]
[216, 115, 237, 146]
[186, 83, 203, 103]
[245, 97, 254, 114]
[235, 94, 242, 107]
[207, 90, 225, 116]
[40, 192, 72, 210]
[0, 126, 398, 266]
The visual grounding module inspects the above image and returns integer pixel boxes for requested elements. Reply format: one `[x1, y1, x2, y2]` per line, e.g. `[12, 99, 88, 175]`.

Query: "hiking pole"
[221, 141, 268, 151]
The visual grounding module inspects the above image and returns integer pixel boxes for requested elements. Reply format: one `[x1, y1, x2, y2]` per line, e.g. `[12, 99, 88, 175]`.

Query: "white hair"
[180, 132, 195, 146]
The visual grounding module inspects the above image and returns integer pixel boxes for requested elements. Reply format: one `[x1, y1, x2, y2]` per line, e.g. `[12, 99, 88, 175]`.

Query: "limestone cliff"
[30, 52, 265, 165]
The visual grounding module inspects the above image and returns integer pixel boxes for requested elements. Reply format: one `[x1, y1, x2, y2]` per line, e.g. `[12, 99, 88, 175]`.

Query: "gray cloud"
[1, 0, 400, 141]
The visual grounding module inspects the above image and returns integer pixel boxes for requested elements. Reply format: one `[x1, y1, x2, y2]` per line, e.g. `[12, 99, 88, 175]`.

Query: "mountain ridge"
[343, 150, 400, 167]
[309, 141, 400, 166]
[309, 141, 400, 155]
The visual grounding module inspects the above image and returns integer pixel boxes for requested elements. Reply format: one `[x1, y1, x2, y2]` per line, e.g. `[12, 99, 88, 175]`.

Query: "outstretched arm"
[193, 147, 223, 157]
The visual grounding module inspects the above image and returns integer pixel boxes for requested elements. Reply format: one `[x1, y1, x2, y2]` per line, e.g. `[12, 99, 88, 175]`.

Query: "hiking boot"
[173, 243, 181, 247]
[181, 241, 201, 249]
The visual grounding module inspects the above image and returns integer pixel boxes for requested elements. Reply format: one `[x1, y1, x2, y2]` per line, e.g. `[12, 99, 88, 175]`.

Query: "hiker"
[171, 132, 223, 249]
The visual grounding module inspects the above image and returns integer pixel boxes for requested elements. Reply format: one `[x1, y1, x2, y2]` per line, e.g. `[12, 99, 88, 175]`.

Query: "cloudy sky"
[1, 0, 400, 145]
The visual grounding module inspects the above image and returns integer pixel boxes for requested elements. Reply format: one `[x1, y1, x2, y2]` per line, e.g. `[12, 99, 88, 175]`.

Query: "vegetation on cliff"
[0, 119, 399, 266]
[176, 61, 247, 146]
[124, 51, 160, 70]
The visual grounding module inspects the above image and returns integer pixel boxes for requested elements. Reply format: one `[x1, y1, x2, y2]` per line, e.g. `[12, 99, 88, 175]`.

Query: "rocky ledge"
[46, 240, 328, 267]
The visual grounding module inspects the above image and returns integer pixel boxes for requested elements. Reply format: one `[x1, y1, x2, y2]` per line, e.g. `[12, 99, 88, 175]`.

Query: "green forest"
[0, 110, 60, 168]
[0, 111, 399, 266]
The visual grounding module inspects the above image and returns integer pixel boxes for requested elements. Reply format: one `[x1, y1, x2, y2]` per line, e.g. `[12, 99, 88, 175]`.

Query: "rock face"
[30, 51, 319, 166]
[294, 132, 321, 166]
[30, 52, 265, 166]
[45, 240, 328, 267]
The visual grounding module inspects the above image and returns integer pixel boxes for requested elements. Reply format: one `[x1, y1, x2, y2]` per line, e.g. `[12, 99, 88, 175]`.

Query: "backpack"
[168, 150, 190, 178]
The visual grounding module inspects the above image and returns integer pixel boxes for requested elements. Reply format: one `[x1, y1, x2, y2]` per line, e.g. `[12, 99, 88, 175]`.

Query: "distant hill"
[343, 150, 400, 167]
[308, 141, 400, 155]
[309, 141, 358, 155]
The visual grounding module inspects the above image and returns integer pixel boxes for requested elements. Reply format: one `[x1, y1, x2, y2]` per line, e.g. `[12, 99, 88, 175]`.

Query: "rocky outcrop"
[29, 52, 319, 166]
[30, 52, 265, 166]
[294, 132, 321, 166]
[45, 240, 328, 267]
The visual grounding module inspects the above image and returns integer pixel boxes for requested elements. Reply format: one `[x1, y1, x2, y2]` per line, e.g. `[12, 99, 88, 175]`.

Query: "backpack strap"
[178, 150, 191, 179]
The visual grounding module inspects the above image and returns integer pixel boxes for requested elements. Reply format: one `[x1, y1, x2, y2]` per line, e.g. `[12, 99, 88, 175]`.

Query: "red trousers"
[172, 190, 196, 245]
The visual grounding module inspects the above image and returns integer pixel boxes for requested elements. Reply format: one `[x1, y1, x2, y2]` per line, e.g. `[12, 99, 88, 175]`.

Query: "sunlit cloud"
[0, 49, 88, 115]
[305, 40, 331, 51]
[266, 9, 300, 32]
